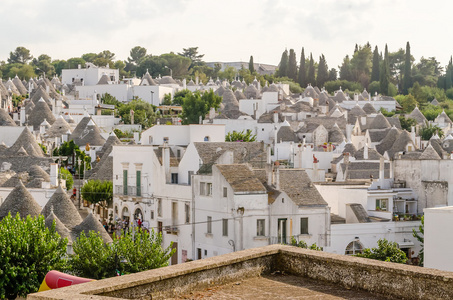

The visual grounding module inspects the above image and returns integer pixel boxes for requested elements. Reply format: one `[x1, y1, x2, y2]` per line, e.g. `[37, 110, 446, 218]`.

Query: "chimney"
[344, 152, 350, 164]
[28, 82, 33, 94]
[182, 78, 187, 90]
[163, 146, 171, 183]
[78, 64, 81, 69]
[50, 163, 58, 186]
[46, 85, 50, 94]
[411, 126, 416, 146]
[134, 132, 140, 144]
[354, 93, 358, 101]
[313, 155, 319, 181]
[379, 156, 385, 186]
[273, 111, 278, 123]
[275, 166, 280, 190]
[389, 159, 394, 178]
[20, 106, 25, 126]
[364, 144, 369, 160]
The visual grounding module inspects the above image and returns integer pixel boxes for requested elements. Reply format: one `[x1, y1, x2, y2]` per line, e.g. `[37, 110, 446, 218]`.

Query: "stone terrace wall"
[276, 246, 453, 299]
[28, 245, 453, 300]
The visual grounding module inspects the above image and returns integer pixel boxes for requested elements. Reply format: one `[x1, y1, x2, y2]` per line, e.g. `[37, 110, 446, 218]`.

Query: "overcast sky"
[0, 0, 450, 70]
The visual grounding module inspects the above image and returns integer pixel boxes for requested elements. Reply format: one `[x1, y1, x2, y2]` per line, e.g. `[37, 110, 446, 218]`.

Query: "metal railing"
[114, 185, 143, 197]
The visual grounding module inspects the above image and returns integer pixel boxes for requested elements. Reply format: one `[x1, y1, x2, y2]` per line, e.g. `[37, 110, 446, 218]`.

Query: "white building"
[62, 63, 119, 86]
[424, 206, 453, 271]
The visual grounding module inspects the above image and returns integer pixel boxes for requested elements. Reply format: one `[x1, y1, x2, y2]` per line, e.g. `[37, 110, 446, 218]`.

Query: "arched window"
[134, 208, 143, 220]
[122, 206, 129, 218]
[345, 240, 363, 255]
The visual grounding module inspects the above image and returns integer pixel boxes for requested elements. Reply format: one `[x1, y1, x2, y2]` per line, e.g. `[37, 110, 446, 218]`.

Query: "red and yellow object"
[38, 270, 94, 292]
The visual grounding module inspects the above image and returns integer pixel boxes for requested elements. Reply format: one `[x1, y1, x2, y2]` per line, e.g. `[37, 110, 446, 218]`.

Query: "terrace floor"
[170, 273, 388, 299]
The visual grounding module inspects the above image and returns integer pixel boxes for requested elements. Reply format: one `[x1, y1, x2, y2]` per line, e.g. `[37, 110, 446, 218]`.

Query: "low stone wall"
[27, 245, 453, 300]
[276, 246, 453, 299]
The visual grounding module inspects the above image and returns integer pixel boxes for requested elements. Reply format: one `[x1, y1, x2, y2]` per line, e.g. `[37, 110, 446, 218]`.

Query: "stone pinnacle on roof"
[0, 180, 42, 220]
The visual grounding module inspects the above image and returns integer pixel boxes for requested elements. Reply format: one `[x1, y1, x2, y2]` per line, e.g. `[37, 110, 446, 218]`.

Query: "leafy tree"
[172, 89, 191, 106]
[395, 94, 417, 113]
[162, 93, 172, 105]
[413, 56, 442, 87]
[52, 59, 67, 76]
[316, 54, 329, 87]
[379, 108, 395, 117]
[160, 53, 191, 77]
[355, 238, 408, 264]
[118, 99, 156, 128]
[178, 47, 205, 68]
[53, 140, 91, 174]
[339, 55, 353, 81]
[287, 49, 298, 82]
[32, 54, 55, 77]
[0, 213, 67, 299]
[368, 81, 380, 95]
[290, 237, 322, 251]
[297, 47, 306, 87]
[307, 53, 315, 85]
[402, 42, 412, 94]
[67, 57, 86, 69]
[81, 53, 98, 63]
[81, 180, 113, 209]
[324, 80, 362, 94]
[380, 44, 390, 95]
[412, 216, 424, 266]
[371, 46, 380, 82]
[399, 116, 417, 131]
[8, 46, 32, 64]
[249, 55, 255, 73]
[350, 44, 372, 86]
[7, 64, 36, 80]
[128, 46, 147, 65]
[328, 68, 337, 81]
[181, 90, 222, 124]
[69, 228, 174, 279]
[60, 167, 74, 190]
[420, 123, 444, 140]
[225, 130, 257, 142]
[278, 49, 289, 77]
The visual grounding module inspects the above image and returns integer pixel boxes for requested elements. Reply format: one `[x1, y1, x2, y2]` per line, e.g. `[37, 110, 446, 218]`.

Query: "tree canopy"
[0, 213, 67, 299]
[81, 180, 113, 208]
[181, 90, 222, 124]
[355, 238, 408, 264]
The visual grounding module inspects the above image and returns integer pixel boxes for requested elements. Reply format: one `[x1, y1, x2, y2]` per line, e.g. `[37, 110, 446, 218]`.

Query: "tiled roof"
[215, 164, 266, 194]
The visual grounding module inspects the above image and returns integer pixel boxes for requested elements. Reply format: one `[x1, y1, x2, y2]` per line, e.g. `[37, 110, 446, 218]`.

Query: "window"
[172, 202, 178, 226]
[157, 198, 162, 217]
[171, 173, 179, 184]
[123, 170, 128, 195]
[207, 216, 212, 234]
[222, 219, 228, 236]
[200, 182, 206, 195]
[257, 219, 265, 236]
[136, 170, 141, 196]
[204, 136, 210, 141]
[345, 240, 363, 255]
[207, 183, 213, 196]
[185, 203, 190, 224]
[188, 171, 194, 185]
[300, 218, 309, 235]
[177, 149, 181, 158]
[150, 210, 154, 220]
[148, 136, 153, 144]
[163, 137, 169, 143]
[376, 199, 388, 211]
[223, 187, 228, 197]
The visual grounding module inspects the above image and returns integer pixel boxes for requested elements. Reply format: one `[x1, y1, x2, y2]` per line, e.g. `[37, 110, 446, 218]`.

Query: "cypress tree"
[354, 43, 358, 54]
[380, 44, 390, 95]
[402, 42, 412, 94]
[339, 55, 353, 81]
[249, 56, 255, 73]
[287, 49, 298, 81]
[316, 54, 329, 87]
[445, 56, 453, 90]
[307, 53, 316, 85]
[278, 49, 289, 77]
[371, 46, 380, 82]
[297, 47, 306, 87]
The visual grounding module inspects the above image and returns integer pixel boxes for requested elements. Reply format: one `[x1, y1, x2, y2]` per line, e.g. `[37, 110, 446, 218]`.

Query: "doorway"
[278, 218, 287, 244]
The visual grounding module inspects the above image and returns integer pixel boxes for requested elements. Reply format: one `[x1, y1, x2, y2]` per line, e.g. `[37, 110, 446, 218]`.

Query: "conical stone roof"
[0, 108, 16, 126]
[12, 76, 27, 95]
[28, 165, 50, 182]
[419, 144, 441, 160]
[362, 102, 377, 114]
[5, 79, 20, 95]
[369, 113, 391, 129]
[45, 211, 72, 243]
[221, 89, 239, 111]
[30, 85, 52, 105]
[97, 74, 110, 85]
[0, 180, 41, 220]
[234, 90, 246, 100]
[44, 115, 72, 138]
[28, 98, 56, 130]
[72, 213, 112, 243]
[408, 106, 427, 125]
[72, 119, 106, 147]
[215, 85, 226, 97]
[7, 127, 44, 157]
[41, 185, 83, 229]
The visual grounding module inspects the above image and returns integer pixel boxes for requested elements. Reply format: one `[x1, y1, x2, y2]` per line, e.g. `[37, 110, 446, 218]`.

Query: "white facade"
[424, 206, 453, 271]
[62, 65, 119, 86]
[140, 124, 225, 146]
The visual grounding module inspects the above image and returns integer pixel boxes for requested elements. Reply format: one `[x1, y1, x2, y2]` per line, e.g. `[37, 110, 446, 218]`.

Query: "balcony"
[115, 185, 143, 197]
[164, 225, 179, 235]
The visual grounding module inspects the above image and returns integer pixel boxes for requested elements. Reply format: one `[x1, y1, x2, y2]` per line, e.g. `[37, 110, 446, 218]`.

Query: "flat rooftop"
[171, 274, 386, 299]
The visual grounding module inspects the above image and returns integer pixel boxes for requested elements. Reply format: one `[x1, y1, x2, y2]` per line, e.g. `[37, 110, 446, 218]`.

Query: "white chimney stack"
[50, 163, 58, 186]
[364, 144, 369, 160]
